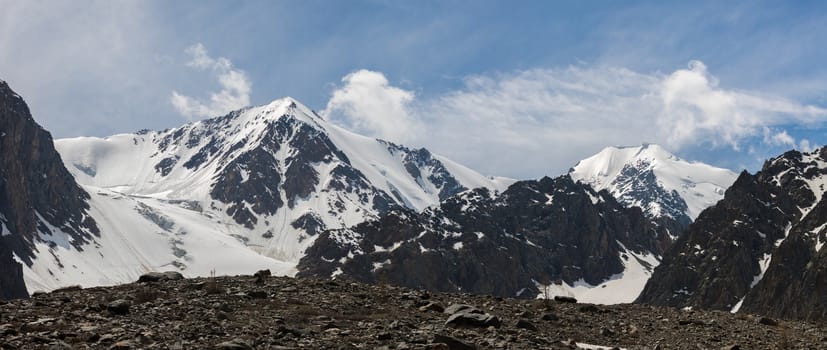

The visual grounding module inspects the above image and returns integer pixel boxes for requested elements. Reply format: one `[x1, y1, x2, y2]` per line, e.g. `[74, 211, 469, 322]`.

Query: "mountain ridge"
[298, 174, 670, 303]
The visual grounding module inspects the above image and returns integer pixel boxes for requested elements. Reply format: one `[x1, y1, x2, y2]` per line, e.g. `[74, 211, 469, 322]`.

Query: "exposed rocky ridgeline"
[638, 147, 827, 321]
[0, 273, 823, 349]
[298, 175, 670, 302]
[570, 144, 737, 240]
[380, 140, 467, 202]
[0, 80, 100, 299]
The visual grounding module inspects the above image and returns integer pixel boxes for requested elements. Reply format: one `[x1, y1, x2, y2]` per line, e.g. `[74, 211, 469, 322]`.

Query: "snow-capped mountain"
[638, 147, 827, 320]
[298, 175, 670, 304]
[570, 144, 737, 229]
[26, 96, 510, 292]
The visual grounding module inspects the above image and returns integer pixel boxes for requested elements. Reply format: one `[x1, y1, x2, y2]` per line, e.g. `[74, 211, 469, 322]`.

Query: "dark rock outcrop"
[638, 147, 827, 321]
[299, 175, 668, 299]
[0, 242, 26, 300]
[0, 80, 98, 261]
[137, 271, 185, 283]
[0, 79, 101, 298]
[382, 141, 468, 201]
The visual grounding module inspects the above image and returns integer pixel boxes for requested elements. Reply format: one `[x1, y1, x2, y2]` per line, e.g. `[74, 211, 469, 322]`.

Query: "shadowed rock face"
[0, 242, 26, 299]
[298, 175, 668, 299]
[638, 148, 827, 321]
[0, 80, 99, 299]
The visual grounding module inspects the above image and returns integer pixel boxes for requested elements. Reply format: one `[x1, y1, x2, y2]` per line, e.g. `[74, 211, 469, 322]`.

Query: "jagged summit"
[570, 144, 737, 224]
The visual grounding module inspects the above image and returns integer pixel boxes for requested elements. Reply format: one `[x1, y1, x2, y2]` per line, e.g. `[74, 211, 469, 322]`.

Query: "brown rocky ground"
[1, 273, 826, 349]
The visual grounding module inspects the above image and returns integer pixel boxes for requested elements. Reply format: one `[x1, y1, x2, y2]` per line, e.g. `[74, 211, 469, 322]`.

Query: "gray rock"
[579, 304, 599, 313]
[253, 269, 271, 284]
[53, 285, 83, 293]
[246, 290, 268, 299]
[138, 271, 184, 283]
[443, 304, 481, 315]
[419, 301, 445, 313]
[541, 312, 560, 321]
[554, 296, 577, 303]
[445, 311, 501, 328]
[48, 341, 72, 350]
[758, 317, 778, 326]
[515, 319, 538, 331]
[433, 334, 476, 350]
[106, 299, 130, 315]
[214, 338, 254, 350]
[110, 340, 133, 349]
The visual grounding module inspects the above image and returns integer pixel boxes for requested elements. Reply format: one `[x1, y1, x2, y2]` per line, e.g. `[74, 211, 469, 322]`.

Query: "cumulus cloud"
[171, 43, 251, 120]
[321, 70, 419, 142]
[325, 62, 827, 177]
[762, 127, 796, 147]
[661, 60, 824, 149]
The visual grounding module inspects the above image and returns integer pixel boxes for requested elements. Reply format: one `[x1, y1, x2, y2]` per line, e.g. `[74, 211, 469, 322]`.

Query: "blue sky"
[1, 0, 826, 178]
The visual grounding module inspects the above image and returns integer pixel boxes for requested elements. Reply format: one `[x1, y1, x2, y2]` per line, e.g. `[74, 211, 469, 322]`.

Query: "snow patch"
[535, 242, 659, 304]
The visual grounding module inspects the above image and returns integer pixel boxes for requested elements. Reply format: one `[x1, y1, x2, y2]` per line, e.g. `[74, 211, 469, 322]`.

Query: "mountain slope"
[570, 144, 737, 235]
[637, 147, 827, 321]
[32, 97, 510, 291]
[298, 175, 668, 303]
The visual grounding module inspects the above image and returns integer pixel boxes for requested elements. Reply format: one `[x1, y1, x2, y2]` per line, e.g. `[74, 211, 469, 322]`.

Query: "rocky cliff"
[637, 147, 827, 321]
[0, 80, 101, 298]
[299, 175, 669, 302]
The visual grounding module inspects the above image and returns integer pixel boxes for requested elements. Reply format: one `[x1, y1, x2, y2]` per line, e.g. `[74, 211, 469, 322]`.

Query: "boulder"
[443, 304, 481, 315]
[515, 319, 538, 331]
[253, 269, 271, 284]
[445, 311, 501, 328]
[106, 299, 130, 315]
[138, 271, 184, 283]
[213, 339, 253, 350]
[433, 334, 476, 350]
[419, 301, 445, 313]
[554, 296, 577, 303]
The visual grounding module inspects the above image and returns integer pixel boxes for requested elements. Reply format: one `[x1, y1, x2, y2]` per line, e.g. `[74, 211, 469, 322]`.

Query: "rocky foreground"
[1, 273, 825, 350]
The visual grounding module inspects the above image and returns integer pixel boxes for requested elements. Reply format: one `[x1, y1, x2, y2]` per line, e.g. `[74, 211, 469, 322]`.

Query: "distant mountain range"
[5, 78, 827, 322]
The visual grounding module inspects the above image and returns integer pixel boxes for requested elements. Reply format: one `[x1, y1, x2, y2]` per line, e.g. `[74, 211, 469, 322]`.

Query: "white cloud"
[171, 43, 251, 120]
[661, 60, 825, 149]
[0, 1, 164, 137]
[799, 139, 814, 153]
[322, 70, 419, 142]
[762, 127, 796, 147]
[325, 62, 827, 177]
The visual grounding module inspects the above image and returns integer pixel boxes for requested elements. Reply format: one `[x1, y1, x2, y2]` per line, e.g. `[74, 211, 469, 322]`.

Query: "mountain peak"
[251, 96, 320, 125]
[570, 144, 737, 222]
